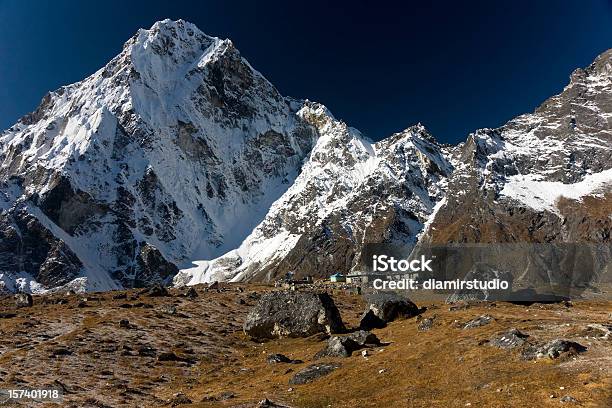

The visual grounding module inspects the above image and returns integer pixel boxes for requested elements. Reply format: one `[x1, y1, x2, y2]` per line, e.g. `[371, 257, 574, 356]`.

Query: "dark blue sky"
[1, 0, 612, 144]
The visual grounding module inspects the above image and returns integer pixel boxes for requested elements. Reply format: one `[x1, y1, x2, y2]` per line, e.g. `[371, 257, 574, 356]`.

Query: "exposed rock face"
[360, 292, 420, 328]
[243, 291, 345, 339]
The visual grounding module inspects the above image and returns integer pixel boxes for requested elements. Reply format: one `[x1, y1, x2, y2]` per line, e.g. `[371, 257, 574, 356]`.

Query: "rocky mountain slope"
[1, 19, 611, 292]
[417, 50, 612, 290]
[175, 107, 453, 284]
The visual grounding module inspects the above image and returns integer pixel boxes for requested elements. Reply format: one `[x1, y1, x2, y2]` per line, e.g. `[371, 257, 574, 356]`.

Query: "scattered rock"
[360, 292, 419, 328]
[157, 352, 192, 363]
[266, 353, 302, 364]
[490, 329, 529, 349]
[418, 316, 435, 331]
[112, 293, 127, 300]
[361, 350, 369, 358]
[315, 330, 381, 359]
[119, 319, 130, 328]
[169, 392, 192, 406]
[14, 293, 33, 308]
[257, 398, 292, 407]
[0, 312, 17, 318]
[137, 346, 157, 357]
[184, 287, 198, 299]
[289, 363, 340, 384]
[146, 285, 169, 297]
[521, 339, 587, 360]
[159, 304, 177, 315]
[218, 391, 235, 400]
[463, 315, 494, 329]
[50, 347, 73, 357]
[560, 395, 578, 404]
[448, 301, 471, 311]
[207, 281, 220, 291]
[244, 291, 345, 339]
[359, 309, 386, 330]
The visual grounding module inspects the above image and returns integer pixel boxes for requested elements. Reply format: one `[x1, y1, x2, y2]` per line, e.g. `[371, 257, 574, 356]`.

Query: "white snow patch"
[500, 168, 612, 212]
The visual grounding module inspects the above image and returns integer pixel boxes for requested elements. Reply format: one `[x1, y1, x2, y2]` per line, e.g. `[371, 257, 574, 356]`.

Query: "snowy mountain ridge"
[1, 19, 611, 293]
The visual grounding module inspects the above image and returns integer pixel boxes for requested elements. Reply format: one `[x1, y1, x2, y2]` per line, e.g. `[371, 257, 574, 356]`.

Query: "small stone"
[266, 353, 302, 364]
[560, 396, 578, 404]
[119, 319, 130, 328]
[361, 350, 369, 358]
[159, 304, 177, 315]
[418, 316, 435, 331]
[169, 392, 192, 406]
[218, 391, 235, 400]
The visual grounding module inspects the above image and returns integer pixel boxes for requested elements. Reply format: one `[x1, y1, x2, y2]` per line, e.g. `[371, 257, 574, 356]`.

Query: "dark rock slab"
[289, 363, 340, 385]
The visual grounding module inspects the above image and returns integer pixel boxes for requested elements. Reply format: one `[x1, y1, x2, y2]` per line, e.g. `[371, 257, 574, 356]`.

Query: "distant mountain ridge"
[0, 19, 610, 293]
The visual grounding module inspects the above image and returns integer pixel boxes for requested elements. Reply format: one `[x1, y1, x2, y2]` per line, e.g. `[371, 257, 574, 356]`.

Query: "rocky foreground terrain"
[1, 284, 610, 407]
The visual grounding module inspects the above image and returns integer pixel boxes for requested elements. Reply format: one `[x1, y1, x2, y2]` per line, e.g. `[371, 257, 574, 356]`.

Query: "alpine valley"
[1, 19, 611, 293]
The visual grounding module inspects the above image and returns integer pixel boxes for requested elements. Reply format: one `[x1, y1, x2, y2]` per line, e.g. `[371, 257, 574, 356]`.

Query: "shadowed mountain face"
[1, 19, 611, 293]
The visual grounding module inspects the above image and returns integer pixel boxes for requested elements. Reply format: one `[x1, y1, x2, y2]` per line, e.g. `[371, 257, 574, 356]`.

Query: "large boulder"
[359, 292, 419, 329]
[244, 291, 345, 339]
[315, 330, 381, 359]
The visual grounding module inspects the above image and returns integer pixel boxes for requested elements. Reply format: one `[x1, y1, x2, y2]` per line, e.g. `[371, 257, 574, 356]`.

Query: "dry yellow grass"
[0, 286, 610, 407]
